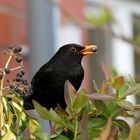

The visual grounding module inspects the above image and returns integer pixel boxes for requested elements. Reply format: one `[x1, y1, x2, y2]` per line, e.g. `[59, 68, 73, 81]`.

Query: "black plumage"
[24, 43, 97, 110]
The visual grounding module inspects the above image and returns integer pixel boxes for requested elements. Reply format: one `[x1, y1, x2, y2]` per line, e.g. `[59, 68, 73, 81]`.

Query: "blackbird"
[24, 43, 97, 110]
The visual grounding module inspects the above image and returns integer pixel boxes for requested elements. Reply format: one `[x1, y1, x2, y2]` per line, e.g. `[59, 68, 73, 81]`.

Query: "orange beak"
[80, 45, 98, 55]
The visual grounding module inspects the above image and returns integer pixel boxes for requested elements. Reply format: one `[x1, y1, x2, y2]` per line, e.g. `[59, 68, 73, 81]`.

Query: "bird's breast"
[67, 66, 84, 90]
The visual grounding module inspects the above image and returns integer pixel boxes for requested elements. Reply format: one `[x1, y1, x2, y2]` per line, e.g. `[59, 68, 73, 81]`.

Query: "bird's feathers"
[23, 43, 96, 110]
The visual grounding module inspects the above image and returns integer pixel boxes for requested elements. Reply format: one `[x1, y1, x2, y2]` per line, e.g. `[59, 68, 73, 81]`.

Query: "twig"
[0, 55, 12, 134]
[0, 55, 12, 96]
[10, 66, 23, 71]
[74, 115, 79, 139]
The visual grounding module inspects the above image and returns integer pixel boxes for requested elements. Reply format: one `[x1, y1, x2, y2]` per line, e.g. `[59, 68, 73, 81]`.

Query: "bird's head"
[58, 43, 97, 61]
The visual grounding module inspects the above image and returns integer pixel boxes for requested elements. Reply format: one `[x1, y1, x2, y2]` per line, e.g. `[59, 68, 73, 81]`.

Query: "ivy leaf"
[33, 100, 64, 126]
[29, 118, 39, 133]
[1, 130, 16, 140]
[2, 97, 9, 117]
[1, 124, 16, 140]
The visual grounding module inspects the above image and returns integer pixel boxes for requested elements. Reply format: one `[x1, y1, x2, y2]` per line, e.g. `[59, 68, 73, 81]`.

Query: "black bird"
[24, 43, 97, 110]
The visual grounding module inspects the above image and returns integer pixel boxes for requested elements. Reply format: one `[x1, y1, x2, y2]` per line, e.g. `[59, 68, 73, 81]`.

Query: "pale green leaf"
[128, 120, 140, 140]
[114, 119, 130, 139]
[11, 101, 22, 112]
[29, 118, 39, 133]
[117, 100, 134, 111]
[2, 97, 9, 117]
[33, 100, 64, 125]
[73, 89, 88, 110]
[121, 83, 140, 98]
[113, 76, 124, 90]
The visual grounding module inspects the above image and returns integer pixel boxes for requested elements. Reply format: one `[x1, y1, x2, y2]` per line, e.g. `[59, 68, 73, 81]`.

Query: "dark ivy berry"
[16, 56, 22, 63]
[20, 70, 25, 75]
[0, 74, 3, 80]
[15, 87, 21, 93]
[7, 97, 12, 101]
[17, 72, 23, 78]
[14, 46, 22, 53]
[9, 46, 13, 49]
[9, 84, 14, 89]
[13, 48, 18, 53]
[5, 68, 10, 74]
[22, 79, 28, 85]
[17, 46, 22, 52]
[16, 77, 22, 82]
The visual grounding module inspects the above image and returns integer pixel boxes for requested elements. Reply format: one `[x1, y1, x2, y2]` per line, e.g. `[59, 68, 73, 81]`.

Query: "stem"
[0, 98, 4, 136]
[74, 115, 78, 140]
[0, 55, 12, 96]
[0, 55, 12, 135]
[116, 89, 119, 98]
[10, 66, 23, 71]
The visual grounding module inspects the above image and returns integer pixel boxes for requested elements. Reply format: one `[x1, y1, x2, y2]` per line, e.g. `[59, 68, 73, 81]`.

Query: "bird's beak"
[80, 45, 98, 55]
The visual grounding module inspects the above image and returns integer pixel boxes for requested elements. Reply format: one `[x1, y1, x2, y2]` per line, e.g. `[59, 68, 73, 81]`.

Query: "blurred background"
[1, 0, 140, 91]
[1, 0, 140, 131]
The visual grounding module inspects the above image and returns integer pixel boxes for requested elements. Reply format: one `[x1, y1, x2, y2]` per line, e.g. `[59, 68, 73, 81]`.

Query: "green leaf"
[53, 135, 70, 140]
[88, 128, 100, 139]
[113, 76, 124, 90]
[128, 120, 140, 140]
[107, 100, 123, 118]
[6, 93, 23, 106]
[94, 100, 109, 118]
[11, 101, 22, 112]
[2, 97, 9, 117]
[117, 100, 134, 111]
[34, 131, 50, 140]
[121, 83, 140, 98]
[73, 89, 88, 110]
[87, 118, 106, 128]
[113, 119, 130, 138]
[119, 83, 129, 96]
[1, 130, 16, 140]
[33, 100, 64, 125]
[10, 102, 21, 124]
[29, 118, 39, 133]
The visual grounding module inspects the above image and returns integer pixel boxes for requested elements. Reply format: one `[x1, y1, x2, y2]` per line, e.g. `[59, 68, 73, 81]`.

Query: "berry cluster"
[0, 46, 29, 96]
[10, 46, 23, 63]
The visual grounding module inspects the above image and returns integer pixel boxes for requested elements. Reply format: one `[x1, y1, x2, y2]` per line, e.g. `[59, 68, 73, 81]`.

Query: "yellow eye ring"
[70, 47, 77, 52]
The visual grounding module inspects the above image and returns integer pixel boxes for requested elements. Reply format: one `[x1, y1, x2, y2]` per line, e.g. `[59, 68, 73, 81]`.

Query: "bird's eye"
[70, 47, 77, 52]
